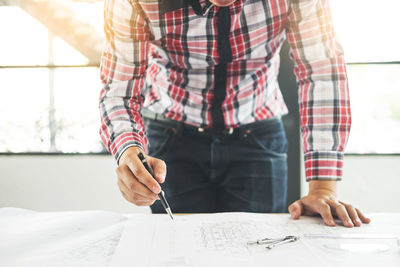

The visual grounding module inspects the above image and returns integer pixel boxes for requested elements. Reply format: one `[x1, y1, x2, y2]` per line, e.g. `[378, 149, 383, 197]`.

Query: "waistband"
[142, 110, 282, 140]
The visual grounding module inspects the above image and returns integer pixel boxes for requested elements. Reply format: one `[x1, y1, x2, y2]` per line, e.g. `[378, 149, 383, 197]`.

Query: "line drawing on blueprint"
[111, 213, 400, 267]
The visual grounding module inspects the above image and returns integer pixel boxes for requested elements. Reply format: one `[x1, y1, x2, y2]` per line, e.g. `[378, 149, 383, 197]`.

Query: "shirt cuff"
[108, 132, 148, 164]
[304, 151, 344, 181]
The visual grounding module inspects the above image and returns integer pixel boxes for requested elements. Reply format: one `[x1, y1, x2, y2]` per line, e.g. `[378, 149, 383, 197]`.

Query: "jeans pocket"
[147, 124, 175, 158]
[248, 125, 288, 158]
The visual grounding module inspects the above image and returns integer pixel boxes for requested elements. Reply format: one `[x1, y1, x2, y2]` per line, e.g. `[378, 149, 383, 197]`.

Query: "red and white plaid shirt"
[99, 0, 351, 181]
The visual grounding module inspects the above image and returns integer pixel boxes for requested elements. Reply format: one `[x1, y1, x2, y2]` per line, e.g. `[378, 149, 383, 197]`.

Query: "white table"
[1, 208, 399, 267]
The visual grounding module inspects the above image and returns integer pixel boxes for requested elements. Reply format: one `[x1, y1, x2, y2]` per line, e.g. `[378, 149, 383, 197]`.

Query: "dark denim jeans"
[145, 117, 288, 213]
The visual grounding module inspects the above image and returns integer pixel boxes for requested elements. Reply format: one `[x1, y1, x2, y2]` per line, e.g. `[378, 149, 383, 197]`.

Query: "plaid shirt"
[99, 0, 351, 181]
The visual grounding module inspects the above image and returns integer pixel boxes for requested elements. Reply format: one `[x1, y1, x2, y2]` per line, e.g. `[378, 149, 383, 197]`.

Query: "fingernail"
[160, 174, 166, 182]
[152, 186, 161, 194]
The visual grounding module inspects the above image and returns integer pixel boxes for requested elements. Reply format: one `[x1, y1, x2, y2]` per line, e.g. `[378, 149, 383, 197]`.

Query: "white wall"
[0, 155, 150, 213]
[301, 155, 400, 213]
[0, 155, 399, 213]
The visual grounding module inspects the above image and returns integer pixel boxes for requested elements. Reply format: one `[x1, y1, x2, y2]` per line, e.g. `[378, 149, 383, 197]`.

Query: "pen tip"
[166, 208, 174, 221]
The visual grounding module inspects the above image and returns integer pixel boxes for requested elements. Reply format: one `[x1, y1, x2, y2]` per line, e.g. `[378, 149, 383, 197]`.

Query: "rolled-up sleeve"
[99, 0, 150, 162]
[285, 0, 351, 181]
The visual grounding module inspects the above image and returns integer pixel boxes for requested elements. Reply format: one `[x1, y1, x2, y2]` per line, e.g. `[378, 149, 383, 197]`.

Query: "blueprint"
[111, 213, 400, 267]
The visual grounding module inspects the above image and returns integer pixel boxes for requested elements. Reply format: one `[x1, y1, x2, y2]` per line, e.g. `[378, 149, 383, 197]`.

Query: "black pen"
[136, 148, 174, 220]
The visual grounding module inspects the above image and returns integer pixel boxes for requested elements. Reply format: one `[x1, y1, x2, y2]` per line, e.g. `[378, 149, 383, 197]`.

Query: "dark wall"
[278, 41, 301, 209]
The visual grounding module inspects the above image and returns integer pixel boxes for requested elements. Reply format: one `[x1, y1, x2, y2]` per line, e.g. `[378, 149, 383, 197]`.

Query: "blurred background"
[0, 0, 399, 213]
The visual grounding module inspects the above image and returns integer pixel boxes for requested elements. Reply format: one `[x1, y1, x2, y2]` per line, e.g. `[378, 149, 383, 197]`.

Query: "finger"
[340, 202, 361, 227]
[355, 208, 371, 224]
[131, 193, 157, 206]
[117, 166, 159, 200]
[120, 189, 156, 206]
[125, 156, 162, 194]
[299, 196, 328, 217]
[330, 202, 354, 227]
[148, 157, 167, 183]
[316, 202, 336, 226]
[288, 200, 303, 219]
[118, 178, 157, 206]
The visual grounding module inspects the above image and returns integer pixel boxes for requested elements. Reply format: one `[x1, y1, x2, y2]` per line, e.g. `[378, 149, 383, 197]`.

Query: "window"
[330, 0, 400, 153]
[0, 1, 105, 153]
[1, 1, 398, 154]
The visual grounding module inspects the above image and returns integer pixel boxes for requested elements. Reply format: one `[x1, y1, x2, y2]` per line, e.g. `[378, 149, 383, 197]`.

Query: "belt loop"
[172, 121, 184, 137]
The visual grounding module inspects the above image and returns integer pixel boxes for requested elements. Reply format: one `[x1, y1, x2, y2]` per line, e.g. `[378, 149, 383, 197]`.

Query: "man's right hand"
[116, 146, 167, 206]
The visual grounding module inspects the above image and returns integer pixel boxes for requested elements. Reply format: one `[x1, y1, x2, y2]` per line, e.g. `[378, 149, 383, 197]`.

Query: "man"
[99, 0, 370, 227]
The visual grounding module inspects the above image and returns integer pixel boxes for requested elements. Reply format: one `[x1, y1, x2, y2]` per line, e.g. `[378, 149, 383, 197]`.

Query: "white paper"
[0, 208, 127, 267]
[111, 213, 400, 267]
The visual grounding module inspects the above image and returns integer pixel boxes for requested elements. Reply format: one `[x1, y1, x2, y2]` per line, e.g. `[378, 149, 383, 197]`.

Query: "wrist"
[119, 146, 143, 166]
[308, 180, 337, 196]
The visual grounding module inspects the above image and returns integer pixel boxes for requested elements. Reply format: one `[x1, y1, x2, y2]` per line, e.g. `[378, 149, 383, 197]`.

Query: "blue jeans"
[145, 117, 288, 213]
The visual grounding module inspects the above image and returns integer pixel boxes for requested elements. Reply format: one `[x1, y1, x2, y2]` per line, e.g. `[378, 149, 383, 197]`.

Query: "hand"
[116, 146, 166, 206]
[288, 180, 371, 227]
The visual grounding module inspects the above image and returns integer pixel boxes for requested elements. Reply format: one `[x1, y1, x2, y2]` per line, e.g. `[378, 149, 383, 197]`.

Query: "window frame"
[1, 3, 399, 156]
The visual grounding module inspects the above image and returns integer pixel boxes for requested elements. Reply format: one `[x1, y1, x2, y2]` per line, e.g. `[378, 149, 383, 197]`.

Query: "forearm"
[99, 91, 148, 161]
[100, 0, 151, 161]
[286, 0, 351, 181]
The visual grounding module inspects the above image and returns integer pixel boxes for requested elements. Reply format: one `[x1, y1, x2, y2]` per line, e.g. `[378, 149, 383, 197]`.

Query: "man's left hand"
[288, 180, 371, 227]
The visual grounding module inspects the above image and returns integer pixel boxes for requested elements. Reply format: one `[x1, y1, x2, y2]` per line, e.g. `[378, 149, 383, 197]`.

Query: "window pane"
[330, 0, 400, 63]
[53, 67, 104, 153]
[346, 64, 400, 153]
[0, 7, 49, 66]
[0, 68, 50, 152]
[53, 36, 89, 66]
[0, 5, 99, 67]
[0, 67, 104, 153]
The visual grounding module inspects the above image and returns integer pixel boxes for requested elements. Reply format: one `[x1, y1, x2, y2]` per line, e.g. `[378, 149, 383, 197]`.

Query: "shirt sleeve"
[285, 0, 351, 181]
[99, 0, 150, 163]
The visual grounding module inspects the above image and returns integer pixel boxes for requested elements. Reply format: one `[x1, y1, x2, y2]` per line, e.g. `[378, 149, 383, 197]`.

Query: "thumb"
[148, 157, 167, 183]
[288, 200, 303, 219]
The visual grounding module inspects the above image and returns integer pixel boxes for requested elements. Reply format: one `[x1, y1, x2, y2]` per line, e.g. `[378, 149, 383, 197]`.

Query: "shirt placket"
[211, 6, 232, 133]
